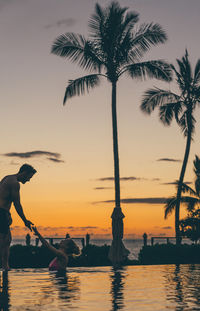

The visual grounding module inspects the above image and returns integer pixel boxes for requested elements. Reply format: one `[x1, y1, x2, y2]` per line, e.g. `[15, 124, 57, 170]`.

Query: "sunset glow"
[1, 0, 200, 239]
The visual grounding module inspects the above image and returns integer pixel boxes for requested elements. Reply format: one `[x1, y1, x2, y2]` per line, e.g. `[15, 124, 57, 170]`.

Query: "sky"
[1, 0, 200, 239]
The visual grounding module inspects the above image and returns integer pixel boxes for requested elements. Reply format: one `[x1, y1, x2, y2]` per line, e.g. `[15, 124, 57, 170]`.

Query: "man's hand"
[24, 219, 33, 231]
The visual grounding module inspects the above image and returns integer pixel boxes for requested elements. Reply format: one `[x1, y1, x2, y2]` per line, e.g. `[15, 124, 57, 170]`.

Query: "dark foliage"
[139, 244, 200, 264]
[7, 243, 139, 268]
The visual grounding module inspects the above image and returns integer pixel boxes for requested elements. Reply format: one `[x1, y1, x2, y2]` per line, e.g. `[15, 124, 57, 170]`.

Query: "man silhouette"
[0, 164, 36, 270]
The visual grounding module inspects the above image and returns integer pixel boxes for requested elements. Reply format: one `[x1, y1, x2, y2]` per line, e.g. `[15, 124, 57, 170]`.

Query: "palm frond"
[172, 180, 196, 195]
[194, 155, 200, 196]
[126, 60, 172, 82]
[89, 2, 132, 64]
[63, 74, 101, 104]
[195, 178, 200, 197]
[140, 88, 179, 114]
[121, 11, 139, 34]
[165, 196, 199, 219]
[51, 33, 85, 57]
[116, 10, 141, 65]
[180, 183, 197, 196]
[130, 23, 168, 56]
[88, 3, 105, 40]
[180, 196, 199, 213]
[51, 33, 103, 71]
[173, 101, 183, 123]
[164, 197, 177, 219]
[175, 51, 193, 94]
[171, 64, 185, 93]
[159, 103, 180, 125]
[192, 208, 200, 217]
[194, 59, 200, 86]
[178, 111, 196, 137]
[193, 155, 200, 177]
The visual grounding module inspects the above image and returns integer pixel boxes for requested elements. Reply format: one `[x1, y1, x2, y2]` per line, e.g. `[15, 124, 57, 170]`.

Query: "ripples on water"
[1, 264, 200, 310]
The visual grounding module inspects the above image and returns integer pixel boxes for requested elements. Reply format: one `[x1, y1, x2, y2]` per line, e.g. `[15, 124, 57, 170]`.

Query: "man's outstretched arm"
[11, 182, 33, 230]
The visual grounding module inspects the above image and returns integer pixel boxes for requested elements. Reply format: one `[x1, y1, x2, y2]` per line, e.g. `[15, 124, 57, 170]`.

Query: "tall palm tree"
[141, 50, 200, 244]
[51, 1, 171, 264]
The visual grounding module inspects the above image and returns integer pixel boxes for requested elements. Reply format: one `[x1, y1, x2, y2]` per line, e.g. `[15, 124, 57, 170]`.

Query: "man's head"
[17, 164, 37, 184]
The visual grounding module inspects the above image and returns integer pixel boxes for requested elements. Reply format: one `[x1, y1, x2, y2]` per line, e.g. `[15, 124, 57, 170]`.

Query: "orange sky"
[1, 0, 200, 239]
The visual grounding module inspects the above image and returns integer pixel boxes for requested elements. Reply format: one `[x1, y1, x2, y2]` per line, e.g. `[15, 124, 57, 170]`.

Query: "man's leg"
[1, 230, 11, 270]
[0, 233, 6, 269]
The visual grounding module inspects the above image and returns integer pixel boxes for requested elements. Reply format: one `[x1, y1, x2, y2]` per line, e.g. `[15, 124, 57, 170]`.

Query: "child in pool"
[32, 226, 80, 271]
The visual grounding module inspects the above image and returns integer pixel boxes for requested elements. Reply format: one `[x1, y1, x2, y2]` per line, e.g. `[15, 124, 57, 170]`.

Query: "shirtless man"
[0, 164, 37, 270]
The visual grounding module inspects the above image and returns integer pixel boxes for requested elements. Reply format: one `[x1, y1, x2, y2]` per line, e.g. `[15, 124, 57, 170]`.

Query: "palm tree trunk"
[111, 81, 121, 208]
[175, 114, 192, 245]
[108, 81, 129, 266]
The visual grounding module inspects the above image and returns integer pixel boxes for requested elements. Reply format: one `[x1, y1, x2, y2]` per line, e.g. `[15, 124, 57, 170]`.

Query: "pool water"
[1, 264, 200, 310]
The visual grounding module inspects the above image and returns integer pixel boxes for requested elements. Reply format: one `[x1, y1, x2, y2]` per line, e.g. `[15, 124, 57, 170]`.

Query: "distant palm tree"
[141, 50, 200, 244]
[165, 155, 200, 218]
[51, 1, 171, 263]
[166, 155, 200, 242]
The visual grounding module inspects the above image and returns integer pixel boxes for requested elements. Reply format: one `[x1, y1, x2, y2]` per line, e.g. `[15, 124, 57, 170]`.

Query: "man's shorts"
[0, 209, 11, 234]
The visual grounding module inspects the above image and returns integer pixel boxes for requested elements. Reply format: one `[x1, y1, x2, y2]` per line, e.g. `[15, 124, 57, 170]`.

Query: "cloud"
[65, 226, 98, 231]
[45, 18, 76, 29]
[161, 181, 192, 185]
[4, 150, 59, 158]
[47, 157, 65, 163]
[94, 197, 167, 204]
[97, 176, 146, 182]
[97, 177, 115, 181]
[157, 158, 181, 162]
[93, 187, 112, 190]
[3, 150, 64, 163]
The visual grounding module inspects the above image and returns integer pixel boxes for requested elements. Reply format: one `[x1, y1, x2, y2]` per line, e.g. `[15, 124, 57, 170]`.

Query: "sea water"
[1, 264, 200, 310]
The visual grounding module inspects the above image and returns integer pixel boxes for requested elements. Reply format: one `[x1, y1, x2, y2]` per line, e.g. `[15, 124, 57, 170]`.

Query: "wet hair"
[18, 164, 37, 175]
[60, 239, 81, 256]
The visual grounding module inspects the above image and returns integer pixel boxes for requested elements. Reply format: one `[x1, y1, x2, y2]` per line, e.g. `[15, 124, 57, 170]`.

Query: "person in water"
[0, 164, 36, 270]
[32, 226, 80, 271]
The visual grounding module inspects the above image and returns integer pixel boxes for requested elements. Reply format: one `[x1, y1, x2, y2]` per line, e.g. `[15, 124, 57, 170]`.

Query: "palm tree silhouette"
[141, 50, 200, 244]
[51, 1, 171, 264]
[165, 155, 200, 243]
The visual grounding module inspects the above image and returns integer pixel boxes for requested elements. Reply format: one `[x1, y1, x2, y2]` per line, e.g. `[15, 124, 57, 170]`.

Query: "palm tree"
[165, 155, 200, 243]
[141, 50, 200, 244]
[51, 1, 171, 264]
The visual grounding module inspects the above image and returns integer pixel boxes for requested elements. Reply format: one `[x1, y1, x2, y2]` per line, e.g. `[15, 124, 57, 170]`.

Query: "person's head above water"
[17, 164, 37, 184]
[59, 238, 80, 256]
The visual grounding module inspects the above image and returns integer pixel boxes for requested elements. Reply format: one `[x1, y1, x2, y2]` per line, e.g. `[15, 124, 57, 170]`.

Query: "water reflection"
[0, 271, 10, 311]
[4, 265, 200, 310]
[110, 267, 126, 311]
[164, 264, 200, 310]
[9, 269, 80, 311]
[50, 271, 80, 303]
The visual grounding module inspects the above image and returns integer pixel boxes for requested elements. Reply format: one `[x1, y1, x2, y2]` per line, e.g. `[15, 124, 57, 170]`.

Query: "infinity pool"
[1, 264, 200, 310]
